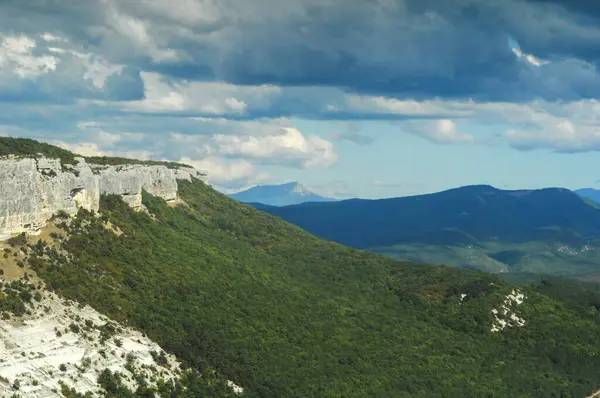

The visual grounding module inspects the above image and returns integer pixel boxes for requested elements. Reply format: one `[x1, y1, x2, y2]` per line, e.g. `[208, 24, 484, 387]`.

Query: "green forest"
[254, 185, 600, 276]
[12, 177, 600, 397]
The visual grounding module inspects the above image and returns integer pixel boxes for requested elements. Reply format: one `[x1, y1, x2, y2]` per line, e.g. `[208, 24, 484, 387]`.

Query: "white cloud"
[168, 118, 338, 169]
[41, 32, 61, 42]
[76, 123, 146, 146]
[506, 122, 600, 152]
[113, 72, 278, 114]
[55, 140, 153, 159]
[179, 156, 253, 180]
[340, 94, 600, 152]
[0, 35, 58, 78]
[401, 119, 474, 144]
[47, 46, 123, 89]
[343, 95, 474, 117]
[214, 126, 338, 169]
[178, 156, 273, 189]
[511, 48, 549, 67]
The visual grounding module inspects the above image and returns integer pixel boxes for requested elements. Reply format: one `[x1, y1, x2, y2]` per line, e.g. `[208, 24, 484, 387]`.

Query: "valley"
[253, 185, 600, 279]
[5, 1, 600, 396]
[1, 140, 600, 396]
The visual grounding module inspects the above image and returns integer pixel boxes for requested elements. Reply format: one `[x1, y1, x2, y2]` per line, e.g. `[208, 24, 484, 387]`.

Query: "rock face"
[0, 156, 207, 239]
[0, 290, 182, 397]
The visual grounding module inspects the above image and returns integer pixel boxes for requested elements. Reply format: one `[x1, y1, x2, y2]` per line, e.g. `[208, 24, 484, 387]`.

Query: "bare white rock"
[0, 291, 181, 397]
[490, 289, 527, 332]
[0, 156, 207, 239]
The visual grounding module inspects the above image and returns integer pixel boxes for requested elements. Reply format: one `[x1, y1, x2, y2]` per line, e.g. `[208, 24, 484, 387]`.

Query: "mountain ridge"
[253, 184, 598, 246]
[0, 137, 207, 239]
[2, 138, 600, 396]
[576, 188, 600, 205]
[253, 184, 600, 275]
[228, 181, 336, 206]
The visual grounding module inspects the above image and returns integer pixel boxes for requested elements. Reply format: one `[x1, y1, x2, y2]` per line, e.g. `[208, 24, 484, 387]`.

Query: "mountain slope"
[13, 178, 600, 397]
[576, 188, 600, 205]
[253, 185, 600, 275]
[228, 182, 335, 206]
[3, 139, 600, 396]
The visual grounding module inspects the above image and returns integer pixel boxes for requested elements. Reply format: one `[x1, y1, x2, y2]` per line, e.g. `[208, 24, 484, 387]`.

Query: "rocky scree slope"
[0, 283, 181, 397]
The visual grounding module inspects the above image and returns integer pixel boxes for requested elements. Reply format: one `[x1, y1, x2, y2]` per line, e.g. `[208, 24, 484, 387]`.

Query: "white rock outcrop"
[0, 291, 181, 397]
[0, 156, 207, 239]
[490, 289, 527, 332]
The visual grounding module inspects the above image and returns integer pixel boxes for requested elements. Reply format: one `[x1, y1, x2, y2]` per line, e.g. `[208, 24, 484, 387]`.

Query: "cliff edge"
[0, 154, 207, 239]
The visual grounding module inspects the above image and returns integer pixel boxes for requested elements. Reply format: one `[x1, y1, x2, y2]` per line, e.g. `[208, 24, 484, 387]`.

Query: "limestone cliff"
[0, 155, 207, 239]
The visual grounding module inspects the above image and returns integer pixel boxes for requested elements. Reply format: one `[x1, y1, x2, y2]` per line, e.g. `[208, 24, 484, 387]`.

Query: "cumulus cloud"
[55, 141, 154, 160]
[94, 71, 279, 115]
[401, 119, 475, 144]
[178, 156, 274, 189]
[214, 126, 337, 169]
[0, 35, 58, 78]
[342, 95, 473, 118]
[505, 120, 600, 153]
[0, 31, 144, 103]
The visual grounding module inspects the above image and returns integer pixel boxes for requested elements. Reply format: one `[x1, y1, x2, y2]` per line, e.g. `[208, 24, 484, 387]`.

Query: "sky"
[1, 0, 600, 199]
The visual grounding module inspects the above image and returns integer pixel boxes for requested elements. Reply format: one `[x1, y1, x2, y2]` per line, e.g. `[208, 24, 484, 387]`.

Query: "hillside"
[9, 178, 600, 397]
[253, 185, 600, 275]
[3, 140, 600, 395]
[228, 182, 335, 206]
[576, 188, 600, 205]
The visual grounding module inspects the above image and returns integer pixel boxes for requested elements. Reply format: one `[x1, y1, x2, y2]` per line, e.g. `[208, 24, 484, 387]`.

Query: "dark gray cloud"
[2, 0, 600, 102]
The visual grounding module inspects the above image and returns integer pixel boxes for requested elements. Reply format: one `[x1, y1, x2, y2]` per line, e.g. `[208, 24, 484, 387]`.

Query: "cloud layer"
[1, 0, 600, 190]
[4, 0, 600, 101]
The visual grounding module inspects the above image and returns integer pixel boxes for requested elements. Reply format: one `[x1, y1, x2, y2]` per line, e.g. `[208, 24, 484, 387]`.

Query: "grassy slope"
[21, 179, 600, 397]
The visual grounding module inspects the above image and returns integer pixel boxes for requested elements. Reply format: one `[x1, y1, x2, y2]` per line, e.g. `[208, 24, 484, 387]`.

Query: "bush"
[7, 233, 26, 248]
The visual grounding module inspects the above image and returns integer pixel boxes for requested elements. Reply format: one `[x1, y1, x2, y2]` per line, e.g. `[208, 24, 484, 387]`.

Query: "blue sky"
[1, 0, 600, 198]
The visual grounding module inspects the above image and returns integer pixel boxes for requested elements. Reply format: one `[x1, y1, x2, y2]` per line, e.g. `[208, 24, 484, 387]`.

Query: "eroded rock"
[0, 156, 206, 239]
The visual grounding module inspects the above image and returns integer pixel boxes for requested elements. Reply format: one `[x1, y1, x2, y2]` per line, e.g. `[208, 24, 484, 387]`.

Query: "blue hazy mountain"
[228, 182, 336, 206]
[252, 185, 600, 276]
[575, 188, 600, 205]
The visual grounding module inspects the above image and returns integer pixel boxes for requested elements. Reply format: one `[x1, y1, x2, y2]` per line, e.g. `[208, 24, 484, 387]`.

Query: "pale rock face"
[0, 290, 243, 397]
[98, 165, 180, 208]
[0, 157, 100, 240]
[0, 156, 207, 239]
[0, 290, 182, 397]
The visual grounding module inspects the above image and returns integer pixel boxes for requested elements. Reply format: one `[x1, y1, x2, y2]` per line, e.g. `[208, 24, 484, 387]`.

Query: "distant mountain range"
[253, 185, 600, 277]
[575, 188, 600, 205]
[228, 182, 336, 206]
